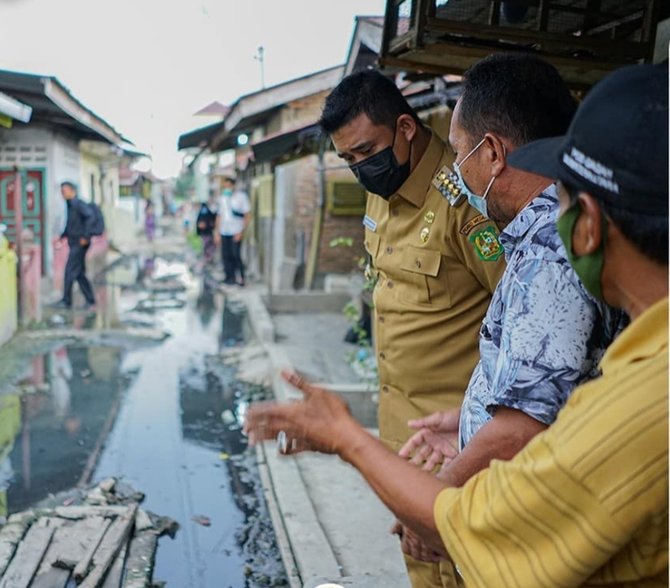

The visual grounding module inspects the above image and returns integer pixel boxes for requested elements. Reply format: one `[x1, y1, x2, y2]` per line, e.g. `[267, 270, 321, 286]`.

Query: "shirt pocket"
[398, 246, 449, 306]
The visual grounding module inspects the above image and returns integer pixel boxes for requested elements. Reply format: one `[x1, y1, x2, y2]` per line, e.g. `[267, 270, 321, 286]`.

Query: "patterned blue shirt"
[459, 186, 624, 448]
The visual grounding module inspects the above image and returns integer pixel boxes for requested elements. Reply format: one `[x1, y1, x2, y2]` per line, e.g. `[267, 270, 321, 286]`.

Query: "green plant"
[186, 232, 203, 255]
[330, 237, 378, 386]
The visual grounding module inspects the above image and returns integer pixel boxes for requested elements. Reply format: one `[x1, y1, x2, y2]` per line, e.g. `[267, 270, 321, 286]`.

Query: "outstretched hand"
[398, 409, 460, 471]
[244, 370, 355, 455]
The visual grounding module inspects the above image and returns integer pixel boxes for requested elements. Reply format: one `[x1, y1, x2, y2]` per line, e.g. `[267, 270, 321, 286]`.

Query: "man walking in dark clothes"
[53, 181, 96, 310]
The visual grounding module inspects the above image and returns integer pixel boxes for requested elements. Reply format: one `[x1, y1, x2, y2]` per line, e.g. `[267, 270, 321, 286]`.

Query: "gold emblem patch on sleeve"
[460, 214, 487, 235]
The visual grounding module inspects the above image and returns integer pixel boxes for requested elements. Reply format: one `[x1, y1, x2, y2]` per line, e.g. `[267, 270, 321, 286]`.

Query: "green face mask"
[556, 203, 608, 300]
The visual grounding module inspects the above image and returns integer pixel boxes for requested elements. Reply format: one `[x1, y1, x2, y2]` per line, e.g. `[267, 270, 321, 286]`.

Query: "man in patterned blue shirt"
[396, 54, 624, 576]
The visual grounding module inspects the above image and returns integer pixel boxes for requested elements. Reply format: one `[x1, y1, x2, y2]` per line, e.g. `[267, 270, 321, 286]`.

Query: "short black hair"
[60, 181, 77, 191]
[222, 176, 236, 185]
[319, 70, 421, 134]
[565, 182, 668, 265]
[459, 53, 577, 147]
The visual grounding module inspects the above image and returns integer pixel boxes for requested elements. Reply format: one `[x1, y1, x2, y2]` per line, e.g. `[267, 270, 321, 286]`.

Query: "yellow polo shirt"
[364, 132, 506, 451]
[434, 297, 669, 587]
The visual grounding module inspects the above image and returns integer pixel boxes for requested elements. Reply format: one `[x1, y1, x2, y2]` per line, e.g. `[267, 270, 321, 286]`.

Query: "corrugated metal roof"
[0, 68, 130, 145]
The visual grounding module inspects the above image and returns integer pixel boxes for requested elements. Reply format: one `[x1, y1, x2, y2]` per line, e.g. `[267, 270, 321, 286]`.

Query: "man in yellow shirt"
[246, 62, 668, 586]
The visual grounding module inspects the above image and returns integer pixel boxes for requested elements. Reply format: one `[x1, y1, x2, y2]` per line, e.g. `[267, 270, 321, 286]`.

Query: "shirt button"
[387, 280, 394, 289]
[378, 315, 385, 323]
[382, 385, 389, 393]
[379, 352, 386, 360]
[415, 259, 422, 269]
[385, 246, 393, 254]
[392, 209, 400, 217]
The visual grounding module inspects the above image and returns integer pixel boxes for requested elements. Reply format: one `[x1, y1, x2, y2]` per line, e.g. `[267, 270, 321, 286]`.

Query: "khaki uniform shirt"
[435, 297, 669, 587]
[364, 132, 506, 451]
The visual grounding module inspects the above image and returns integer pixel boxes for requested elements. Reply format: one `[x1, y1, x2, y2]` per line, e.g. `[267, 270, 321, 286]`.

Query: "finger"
[281, 370, 318, 398]
[398, 430, 426, 459]
[409, 443, 432, 467]
[407, 411, 448, 431]
[390, 521, 403, 535]
[246, 407, 295, 441]
[422, 449, 444, 472]
[423, 430, 459, 459]
[283, 437, 311, 455]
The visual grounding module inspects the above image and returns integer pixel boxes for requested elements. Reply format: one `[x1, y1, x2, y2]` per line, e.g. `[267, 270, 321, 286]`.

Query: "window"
[327, 181, 366, 216]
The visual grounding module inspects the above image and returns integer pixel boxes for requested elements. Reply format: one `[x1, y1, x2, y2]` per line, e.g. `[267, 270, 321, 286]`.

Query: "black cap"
[507, 63, 668, 215]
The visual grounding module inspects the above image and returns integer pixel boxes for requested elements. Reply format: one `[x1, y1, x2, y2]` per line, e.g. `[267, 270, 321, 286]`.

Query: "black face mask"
[349, 124, 411, 199]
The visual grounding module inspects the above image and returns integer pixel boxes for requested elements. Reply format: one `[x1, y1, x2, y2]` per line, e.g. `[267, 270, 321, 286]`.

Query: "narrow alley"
[0, 226, 288, 587]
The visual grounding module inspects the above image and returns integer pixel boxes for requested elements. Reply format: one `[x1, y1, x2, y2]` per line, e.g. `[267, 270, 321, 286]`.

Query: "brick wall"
[274, 152, 365, 281]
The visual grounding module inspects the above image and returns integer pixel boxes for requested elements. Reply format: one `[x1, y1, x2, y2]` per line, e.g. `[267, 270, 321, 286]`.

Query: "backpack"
[86, 202, 105, 236]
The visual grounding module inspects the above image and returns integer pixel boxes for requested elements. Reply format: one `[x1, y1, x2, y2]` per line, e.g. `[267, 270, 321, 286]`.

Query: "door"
[0, 168, 46, 273]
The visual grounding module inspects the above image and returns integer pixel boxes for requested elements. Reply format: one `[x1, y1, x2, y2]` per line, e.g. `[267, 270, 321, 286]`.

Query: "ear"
[572, 193, 603, 256]
[397, 113, 418, 143]
[483, 133, 508, 177]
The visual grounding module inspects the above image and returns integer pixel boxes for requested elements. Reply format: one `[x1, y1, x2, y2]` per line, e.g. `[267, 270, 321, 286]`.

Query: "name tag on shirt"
[363, 215, 377, 232]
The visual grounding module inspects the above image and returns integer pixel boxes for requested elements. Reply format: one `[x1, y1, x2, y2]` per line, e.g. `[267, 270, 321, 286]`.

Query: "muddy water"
[1, 257, 287, 587]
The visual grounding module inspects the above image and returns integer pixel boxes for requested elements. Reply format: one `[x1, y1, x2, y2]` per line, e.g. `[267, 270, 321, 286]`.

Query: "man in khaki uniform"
[318, 70, 505, 587]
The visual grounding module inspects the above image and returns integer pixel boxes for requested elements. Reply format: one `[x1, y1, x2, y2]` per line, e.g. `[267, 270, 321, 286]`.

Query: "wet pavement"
[0, 254, 288, 587]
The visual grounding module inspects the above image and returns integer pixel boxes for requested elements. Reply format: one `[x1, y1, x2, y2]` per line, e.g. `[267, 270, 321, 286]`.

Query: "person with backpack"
[52, 181, 100, 310]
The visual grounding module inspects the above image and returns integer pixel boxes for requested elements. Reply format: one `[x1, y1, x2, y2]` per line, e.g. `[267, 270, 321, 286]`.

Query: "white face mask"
[452, 138, 498, 218]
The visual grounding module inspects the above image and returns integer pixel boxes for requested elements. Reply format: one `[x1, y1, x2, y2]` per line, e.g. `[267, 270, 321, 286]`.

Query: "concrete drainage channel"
[244, 289, 410, 588]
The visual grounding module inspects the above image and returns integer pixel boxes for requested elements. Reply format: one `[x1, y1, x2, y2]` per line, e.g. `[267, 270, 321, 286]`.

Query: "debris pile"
[0, 478, 177, 588]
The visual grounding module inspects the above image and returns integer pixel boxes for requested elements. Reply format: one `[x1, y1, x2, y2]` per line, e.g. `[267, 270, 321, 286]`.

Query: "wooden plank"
[29, 568, 70, 588]
[0, 523, 54, 588]
[52, 506, 128, 520]
[122, 531, 158, 588]
[80, 505, 137, 588]
[100, 543, 127, 588]
[50, 516, 110, 571]
[0, 520, 31, 576]
[74, 517, 113, 581]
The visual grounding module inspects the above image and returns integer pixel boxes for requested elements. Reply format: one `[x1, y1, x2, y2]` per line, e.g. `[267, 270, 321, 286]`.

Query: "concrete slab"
[294, 453, 407, 579]
[273, 312, 361, 385]
[266, 292, 351, 314]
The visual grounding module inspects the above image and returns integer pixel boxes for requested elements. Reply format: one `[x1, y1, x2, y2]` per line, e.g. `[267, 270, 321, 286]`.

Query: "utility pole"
[254, 46, 265, 89]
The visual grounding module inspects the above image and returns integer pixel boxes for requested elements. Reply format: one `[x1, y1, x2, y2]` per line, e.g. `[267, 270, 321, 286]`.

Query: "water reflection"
[2, 344, 124, 514]
[0, 258, 287, 586]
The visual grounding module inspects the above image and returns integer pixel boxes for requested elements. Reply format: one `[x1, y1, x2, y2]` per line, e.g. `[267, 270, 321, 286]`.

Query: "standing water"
[0, 255, 287, 587]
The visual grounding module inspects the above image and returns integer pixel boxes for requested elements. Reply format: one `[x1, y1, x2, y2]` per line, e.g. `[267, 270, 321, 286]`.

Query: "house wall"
[279, 89, 330, 131]
[0, 125, 80, 276]
[0, 234, 17, 346]
[271, 152, 365, 289]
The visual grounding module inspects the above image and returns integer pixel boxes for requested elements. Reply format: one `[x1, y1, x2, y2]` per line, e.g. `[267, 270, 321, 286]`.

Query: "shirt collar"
[395, 131, 444, 208]
[499, 184, 558, 257]
[600, 297, 668, 375]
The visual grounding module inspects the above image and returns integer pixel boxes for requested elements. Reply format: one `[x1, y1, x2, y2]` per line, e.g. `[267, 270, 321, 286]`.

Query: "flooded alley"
[0, 250, 288, 587]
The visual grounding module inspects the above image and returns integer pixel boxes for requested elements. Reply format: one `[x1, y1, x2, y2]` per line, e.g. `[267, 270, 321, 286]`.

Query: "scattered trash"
[80, 369, 92, 378]
[221, 409, 236, 425]
[219, 452, 230, 461]
[191, 515, 211, 527]
[50, 314, 66, 326]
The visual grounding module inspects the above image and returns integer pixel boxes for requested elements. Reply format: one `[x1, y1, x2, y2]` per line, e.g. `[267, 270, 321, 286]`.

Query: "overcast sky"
[0, 0, 385, 178]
